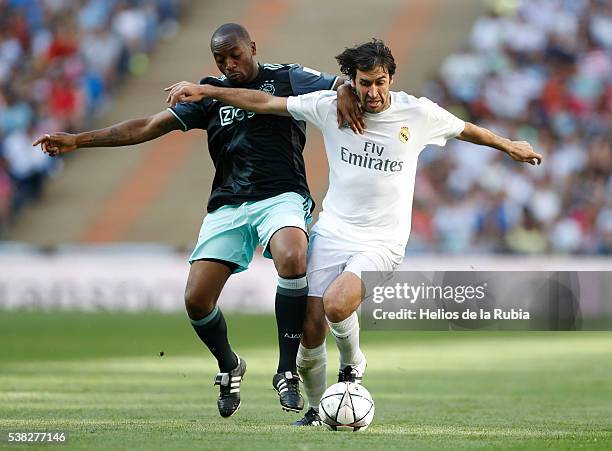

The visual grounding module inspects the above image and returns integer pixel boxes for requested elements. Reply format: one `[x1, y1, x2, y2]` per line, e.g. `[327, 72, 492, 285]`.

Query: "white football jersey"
[287, 90, 465, 259]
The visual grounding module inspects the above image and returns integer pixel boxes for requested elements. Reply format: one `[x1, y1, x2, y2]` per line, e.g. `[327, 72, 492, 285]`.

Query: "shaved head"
[211, 23, 251, 48]
[210, 22, 258, 84]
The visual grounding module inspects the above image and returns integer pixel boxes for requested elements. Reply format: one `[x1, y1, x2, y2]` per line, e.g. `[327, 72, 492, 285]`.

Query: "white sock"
[296, 342, 327, 411]
[328, 312, 362, 369]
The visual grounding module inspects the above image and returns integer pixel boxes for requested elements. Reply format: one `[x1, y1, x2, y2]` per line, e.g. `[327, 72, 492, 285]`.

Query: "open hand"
[336, 83, 365, 134]
[164, 81, 209, 107]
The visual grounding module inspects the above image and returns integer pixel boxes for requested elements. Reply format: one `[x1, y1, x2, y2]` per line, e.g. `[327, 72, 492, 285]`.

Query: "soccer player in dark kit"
[33, 23, 362, 418]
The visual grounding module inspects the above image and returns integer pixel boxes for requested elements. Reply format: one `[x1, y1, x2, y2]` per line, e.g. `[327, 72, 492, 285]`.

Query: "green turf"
[1, 311, 611, 450]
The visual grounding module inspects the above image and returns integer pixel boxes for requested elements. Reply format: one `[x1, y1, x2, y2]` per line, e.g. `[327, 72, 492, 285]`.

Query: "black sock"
[275, 274, 308, 373]
[189, 306, 238, 372]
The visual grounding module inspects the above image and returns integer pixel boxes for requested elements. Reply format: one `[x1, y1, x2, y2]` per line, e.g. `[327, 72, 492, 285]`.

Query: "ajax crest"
[260, 83, 275, 95]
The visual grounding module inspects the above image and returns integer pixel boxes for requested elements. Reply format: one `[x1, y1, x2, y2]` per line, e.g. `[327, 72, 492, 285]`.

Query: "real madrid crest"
[399, 126, 410, 143]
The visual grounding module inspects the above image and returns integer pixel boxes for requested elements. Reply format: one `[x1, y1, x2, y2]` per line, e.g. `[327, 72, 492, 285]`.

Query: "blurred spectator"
[0, 156, 12, 237]
[80, 26, 123, 88]
[0, 0, 182, 237]
[506, 207, 548, 254]
[3, 123, 57, 212]
[412, 0, 611, 255]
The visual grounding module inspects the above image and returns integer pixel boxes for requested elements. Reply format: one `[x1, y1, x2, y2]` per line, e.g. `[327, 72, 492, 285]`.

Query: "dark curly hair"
[335, 39, 396, 80]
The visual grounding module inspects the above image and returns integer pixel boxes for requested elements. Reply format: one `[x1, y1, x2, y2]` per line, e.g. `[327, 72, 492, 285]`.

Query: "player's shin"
[296, 342, 327, 411]
[327, 311, 365, 373]
[189, 305, 238, 372]
[275, 274, 308, 373]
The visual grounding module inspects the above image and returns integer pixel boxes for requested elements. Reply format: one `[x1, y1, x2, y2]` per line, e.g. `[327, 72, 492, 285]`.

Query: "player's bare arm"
[457, 122, 543, 166]
[165, 79, 365, 133]
[32, 111, 180, 157]
[166, 82, 290, 116]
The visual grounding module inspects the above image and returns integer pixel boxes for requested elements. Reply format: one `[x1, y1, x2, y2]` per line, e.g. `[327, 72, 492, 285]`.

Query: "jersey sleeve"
[288, 64, 338, 95]
[167, 77, 221, 131]
[167, 101, 210, 131]
[419, 97, 465, 147]
[286, 90, 335, 130]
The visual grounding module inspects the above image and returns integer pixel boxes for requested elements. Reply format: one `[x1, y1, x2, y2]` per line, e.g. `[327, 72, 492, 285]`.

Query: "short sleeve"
[167, 76, 220, 131]
[288, 64, 338, 95]
[419, 97, 465, 146]
[286, 90, 335, 130]
[167, 101, 210, 131]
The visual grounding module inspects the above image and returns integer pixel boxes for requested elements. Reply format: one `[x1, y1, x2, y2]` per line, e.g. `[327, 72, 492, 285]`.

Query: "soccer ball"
[318, 382, 375, 431]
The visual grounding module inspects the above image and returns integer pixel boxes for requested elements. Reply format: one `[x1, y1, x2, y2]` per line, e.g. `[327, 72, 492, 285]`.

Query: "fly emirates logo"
[340, 141, 404, 172]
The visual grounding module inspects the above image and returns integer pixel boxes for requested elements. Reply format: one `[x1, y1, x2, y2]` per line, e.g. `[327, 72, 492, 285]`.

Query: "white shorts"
[307, 231, 402, 298]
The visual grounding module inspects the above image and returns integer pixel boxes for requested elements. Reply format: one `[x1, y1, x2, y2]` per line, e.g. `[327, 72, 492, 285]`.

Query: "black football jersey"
[169, 63, 337, 212]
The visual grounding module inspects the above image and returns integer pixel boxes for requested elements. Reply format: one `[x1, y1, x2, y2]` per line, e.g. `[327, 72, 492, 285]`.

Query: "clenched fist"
[505, 140, 543, 166]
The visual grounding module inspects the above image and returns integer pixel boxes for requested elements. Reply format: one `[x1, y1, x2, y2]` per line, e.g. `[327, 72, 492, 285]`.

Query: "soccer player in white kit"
[165, 39, 543, 425]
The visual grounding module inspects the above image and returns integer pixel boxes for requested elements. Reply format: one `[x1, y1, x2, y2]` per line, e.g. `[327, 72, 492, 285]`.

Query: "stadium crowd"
[0, 0, 181, 236]
[1, 0, 609, 256]
[412, 0, 611, 255]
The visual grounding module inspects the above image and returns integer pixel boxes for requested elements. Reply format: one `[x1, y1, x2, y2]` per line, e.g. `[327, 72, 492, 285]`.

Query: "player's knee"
[274, 247, 307, 277]
[184, 286, 216, 319]
[323, 298, 351, 323]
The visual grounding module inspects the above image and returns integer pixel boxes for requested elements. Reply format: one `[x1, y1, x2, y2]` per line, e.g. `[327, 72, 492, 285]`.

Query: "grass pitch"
[1, 311, 611, 450]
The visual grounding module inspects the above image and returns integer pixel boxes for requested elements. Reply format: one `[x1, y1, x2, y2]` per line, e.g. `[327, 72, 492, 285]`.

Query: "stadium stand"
[2, 0, 609, 257]
[0, 0, 181, 237]
[412, 0, 611, 255]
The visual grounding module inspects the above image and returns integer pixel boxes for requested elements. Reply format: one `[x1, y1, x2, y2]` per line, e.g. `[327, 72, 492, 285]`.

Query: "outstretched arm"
[166, 80, 365, 133]
[32, 110, 180, 156]
[165, 82, 290, 116]
[457, 122, 543, 166]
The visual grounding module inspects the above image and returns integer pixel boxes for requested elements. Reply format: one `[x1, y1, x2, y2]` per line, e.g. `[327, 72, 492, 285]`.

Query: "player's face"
[211, 37, 258, 84]
[353, 66, 393, 113]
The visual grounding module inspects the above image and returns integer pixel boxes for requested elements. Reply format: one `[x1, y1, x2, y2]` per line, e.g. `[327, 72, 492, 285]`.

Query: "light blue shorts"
[189, 192, 313, 273]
